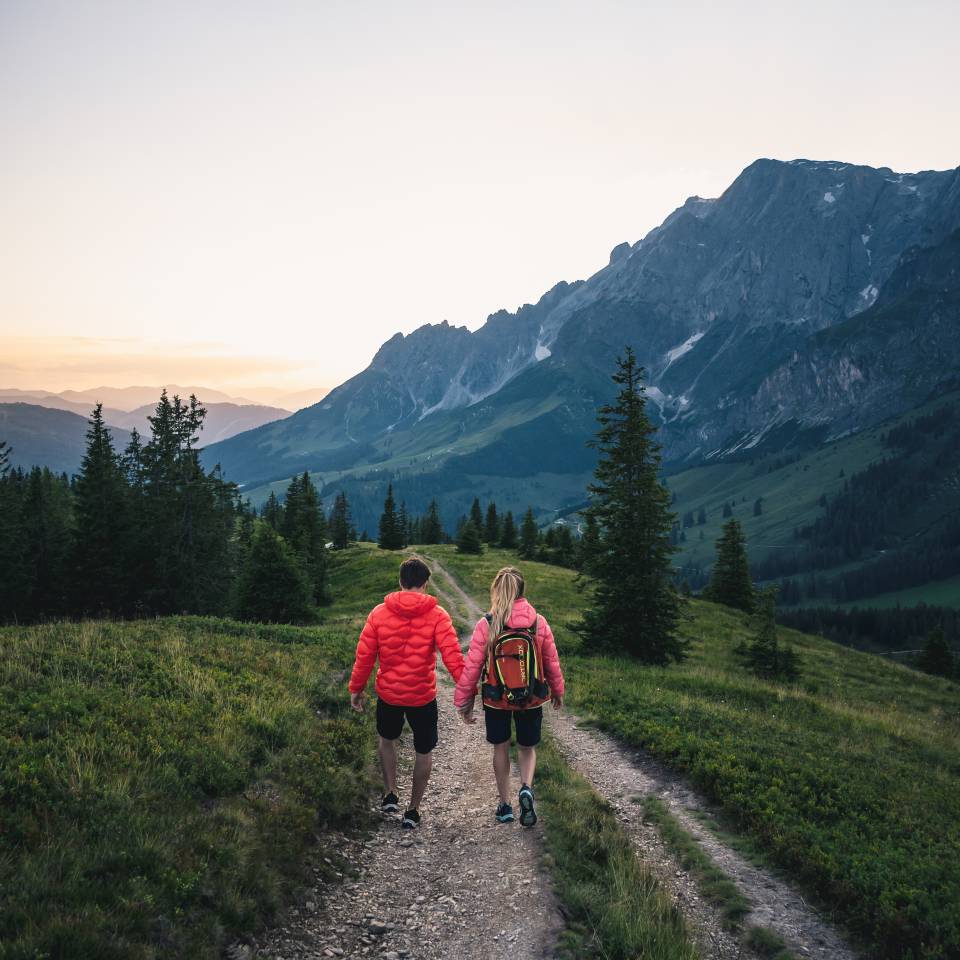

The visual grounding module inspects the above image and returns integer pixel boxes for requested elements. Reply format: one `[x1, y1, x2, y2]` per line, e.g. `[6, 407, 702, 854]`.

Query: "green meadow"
[0, 548, 403, 960]
[428, 545, 960, 960]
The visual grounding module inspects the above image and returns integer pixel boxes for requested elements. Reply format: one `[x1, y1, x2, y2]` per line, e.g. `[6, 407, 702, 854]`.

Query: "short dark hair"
[399, 556, 431, 589]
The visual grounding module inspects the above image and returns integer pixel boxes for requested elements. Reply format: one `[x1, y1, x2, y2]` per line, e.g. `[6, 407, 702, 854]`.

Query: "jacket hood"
[506, 598, 538, 627]
[384, 590, 439, 618]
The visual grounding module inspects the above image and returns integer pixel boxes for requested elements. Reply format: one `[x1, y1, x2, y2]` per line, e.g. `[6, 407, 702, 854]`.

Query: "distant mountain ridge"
[193, 158, 959, 525]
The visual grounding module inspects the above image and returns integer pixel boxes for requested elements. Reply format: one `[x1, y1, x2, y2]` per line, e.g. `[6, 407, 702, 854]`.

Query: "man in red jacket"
[349, 556, 464, 828]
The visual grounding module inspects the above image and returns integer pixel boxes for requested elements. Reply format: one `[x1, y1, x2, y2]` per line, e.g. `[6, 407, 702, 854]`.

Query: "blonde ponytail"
[486, 566, 525, 655]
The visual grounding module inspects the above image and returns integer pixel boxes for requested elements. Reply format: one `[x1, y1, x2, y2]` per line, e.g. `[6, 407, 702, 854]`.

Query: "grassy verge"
[0, 545, 405, 960]
[534, 735, 700, 960]
[425, 545, 960, 960]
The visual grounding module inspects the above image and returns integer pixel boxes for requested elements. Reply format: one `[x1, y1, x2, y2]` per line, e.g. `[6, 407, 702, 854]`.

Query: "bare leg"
[409, 751, 433, 810]
[493, 741, 512, 803]
[518, 745, 536, 788]
[378, 736, 398, 794]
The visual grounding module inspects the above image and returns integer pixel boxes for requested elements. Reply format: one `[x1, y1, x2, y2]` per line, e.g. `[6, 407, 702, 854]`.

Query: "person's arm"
[435, 609, 466, 684]
[348, 611, 379, 711]
[539, 617, 565, 708]
[453, 617, 489, 714]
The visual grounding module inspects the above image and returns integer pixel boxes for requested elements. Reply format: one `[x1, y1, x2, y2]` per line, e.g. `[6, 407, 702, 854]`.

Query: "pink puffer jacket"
[453, 598, 564, 709]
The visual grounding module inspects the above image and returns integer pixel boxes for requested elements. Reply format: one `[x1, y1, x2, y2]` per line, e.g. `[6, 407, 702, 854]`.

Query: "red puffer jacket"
[349, 591, 465, 707]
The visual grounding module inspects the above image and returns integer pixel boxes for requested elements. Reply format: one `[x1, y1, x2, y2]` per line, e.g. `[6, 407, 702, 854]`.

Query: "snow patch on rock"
[823, 192, 836, 204]
[664, 331, 704, 367]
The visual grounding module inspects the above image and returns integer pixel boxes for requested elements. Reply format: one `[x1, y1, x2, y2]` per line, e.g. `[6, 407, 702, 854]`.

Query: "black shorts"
[483, 705, 543, 747]
[376, 698, 439, 754]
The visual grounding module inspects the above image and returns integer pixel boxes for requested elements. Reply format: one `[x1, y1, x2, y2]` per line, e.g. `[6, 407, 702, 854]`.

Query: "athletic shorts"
[376, 697, 439, 754]
[483, 705, 543, 747]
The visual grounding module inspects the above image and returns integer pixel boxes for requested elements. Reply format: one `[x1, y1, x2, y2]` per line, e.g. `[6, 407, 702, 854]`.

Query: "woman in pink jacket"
[455, 566, 565, 826]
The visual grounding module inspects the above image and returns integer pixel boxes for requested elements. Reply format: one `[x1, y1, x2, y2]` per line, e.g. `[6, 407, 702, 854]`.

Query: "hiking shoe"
[381, 792, 400, 813]
[518, 784, 537, 827]
[495, 802, 515, 823]
[401, 809, 421, 829]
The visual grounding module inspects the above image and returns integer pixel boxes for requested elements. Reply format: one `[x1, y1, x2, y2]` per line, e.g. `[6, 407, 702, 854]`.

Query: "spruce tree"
[378, 483, 403, 550]
[519, 507, 539, 559]
[71, 404, 131, 614]
[0, 445, 27, 620]
[743, 587, 800, 682]
[576, 348, 685, 663]
[398, 501, 409, 547]
[457, 519, 484, 554]
[329, 492, 351, 549]
[575, 512, 600, 572]
[484, 502, 500, 543]
[21, 466, 74, 618]
[706, 519, 755, 613]
[262, 491, 283, 529]
[917, 626, 955, 678]
[281, 471, 330, 604]
[421, 498, 444, 543]
[499, 510, 517, 549]
[236, 523, 314, 623]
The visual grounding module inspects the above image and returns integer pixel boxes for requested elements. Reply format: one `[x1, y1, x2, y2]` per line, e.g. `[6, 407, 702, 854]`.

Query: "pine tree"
[21, 466, 74, 618]
[499, 510, 518, 549]
[576, 348, 686, 663]
[469, 497, 484, 533]
[743, 587, 800, 682]
[329, 492, 351, 549]
[281, 471, 330, 605]
[0, 445, 27, 620]
[378, 483, 403, 550]
[398, 501, 409, 547]
[236, 523, 314, 623]
[262, 491, 283, 529]
[706, 519, 755, 613]
[71, 404, 131, 614]
[484, 502, 500, 543]
[917, 626, 955, 678]
[519, 507, 539, 560]
[456, 519, 484, 554]
[575, 512, 600, 571]
[421, 498, 444, 543]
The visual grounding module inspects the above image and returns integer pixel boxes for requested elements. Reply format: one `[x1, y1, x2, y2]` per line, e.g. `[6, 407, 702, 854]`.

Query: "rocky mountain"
[202, 158, 960, 529]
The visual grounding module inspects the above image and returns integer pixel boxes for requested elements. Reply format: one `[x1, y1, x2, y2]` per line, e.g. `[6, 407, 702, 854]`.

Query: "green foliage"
[281, 472, 330, 604]
[705, 518, 755, 613]
[377, 482, 403, 550]
[237, 523, 315, 623]
[499, 510, 517, 549]
[741, 588, 801, 682]
[469, 496, 484, 533]
[536, 736, 699, 960]
[420, 498, 444, 543]
[329, 491, 352, 549]
[483, 501, 500, 543]
[0, 614, 376, 959]
[577, 348, 685, 663]
[916, 626, 955, 678]
[426, 546, 960, 960]
[519, 506, 538, 559]
[456, 520, 484, 555]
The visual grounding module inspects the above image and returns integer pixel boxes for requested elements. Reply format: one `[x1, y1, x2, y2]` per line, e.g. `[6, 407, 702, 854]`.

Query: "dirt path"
[236, 563, 560, 960]
[429, 558, 861, 960]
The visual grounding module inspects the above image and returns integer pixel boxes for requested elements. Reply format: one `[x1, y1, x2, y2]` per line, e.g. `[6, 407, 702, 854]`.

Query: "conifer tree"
[576, 348, 685, 663]
[499, 510, 517, 549]
[456, 519, 484, 554]
[917, 626, 955, 678]
[378, 482, 403, 550]
[262, 491, 283, 529]
[484, 502, 500, 543]
[469, 497, 484, 534]
[329, 491, 351, 549]
[236, 523, 314, 623]
[519, 507, 539, 559]
[0, 444, 27, 620]
[743, 587, 800, 682]
[576, 512, 601, 572]
[281, 471, 330, 604]
[706, 518, 755, 613]
[71, 404, 130, 614]
[398, 501, 409, 547]
[421, 498, 444, 543]
[21, 466, 74, 618]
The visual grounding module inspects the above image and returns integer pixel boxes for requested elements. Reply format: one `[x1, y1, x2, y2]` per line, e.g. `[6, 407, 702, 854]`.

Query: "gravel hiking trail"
[428, 559, 861, 960]
[233, 561, 561, 960]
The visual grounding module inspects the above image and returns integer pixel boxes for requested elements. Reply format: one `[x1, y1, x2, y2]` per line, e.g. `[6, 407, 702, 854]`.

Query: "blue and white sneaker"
[495, 802, 515, 823]
[518, 784, 537, 827]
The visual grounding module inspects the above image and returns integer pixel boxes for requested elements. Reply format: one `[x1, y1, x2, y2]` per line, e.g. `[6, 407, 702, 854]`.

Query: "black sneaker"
[401, 808, 421, 829]
[495, 802, 515, 823]
[518, 784, 537, 827]
[381, 792, 400, 813]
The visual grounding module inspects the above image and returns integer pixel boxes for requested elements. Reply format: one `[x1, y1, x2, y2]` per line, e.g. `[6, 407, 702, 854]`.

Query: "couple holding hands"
[349, 557, 565, 829]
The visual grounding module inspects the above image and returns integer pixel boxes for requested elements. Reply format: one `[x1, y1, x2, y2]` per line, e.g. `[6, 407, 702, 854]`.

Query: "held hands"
[350, 691, 365, 713]
[551, 694, 564, 711]
[458, 702, 477, 725]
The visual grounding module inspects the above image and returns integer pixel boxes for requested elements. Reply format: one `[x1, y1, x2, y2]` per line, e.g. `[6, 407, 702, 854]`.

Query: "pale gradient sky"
[2, 0, 958, 395]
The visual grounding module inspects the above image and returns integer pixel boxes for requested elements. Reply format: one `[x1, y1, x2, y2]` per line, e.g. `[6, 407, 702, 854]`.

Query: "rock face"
[203, 158, 960, 504]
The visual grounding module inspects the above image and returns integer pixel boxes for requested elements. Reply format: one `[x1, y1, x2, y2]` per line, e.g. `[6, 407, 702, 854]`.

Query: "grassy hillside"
[427, 545, 960, 960]
[0, 548, 403, 960]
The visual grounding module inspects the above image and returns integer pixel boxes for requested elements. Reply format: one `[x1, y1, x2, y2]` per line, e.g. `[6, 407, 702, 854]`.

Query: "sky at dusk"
[2, 0, 958, 397]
